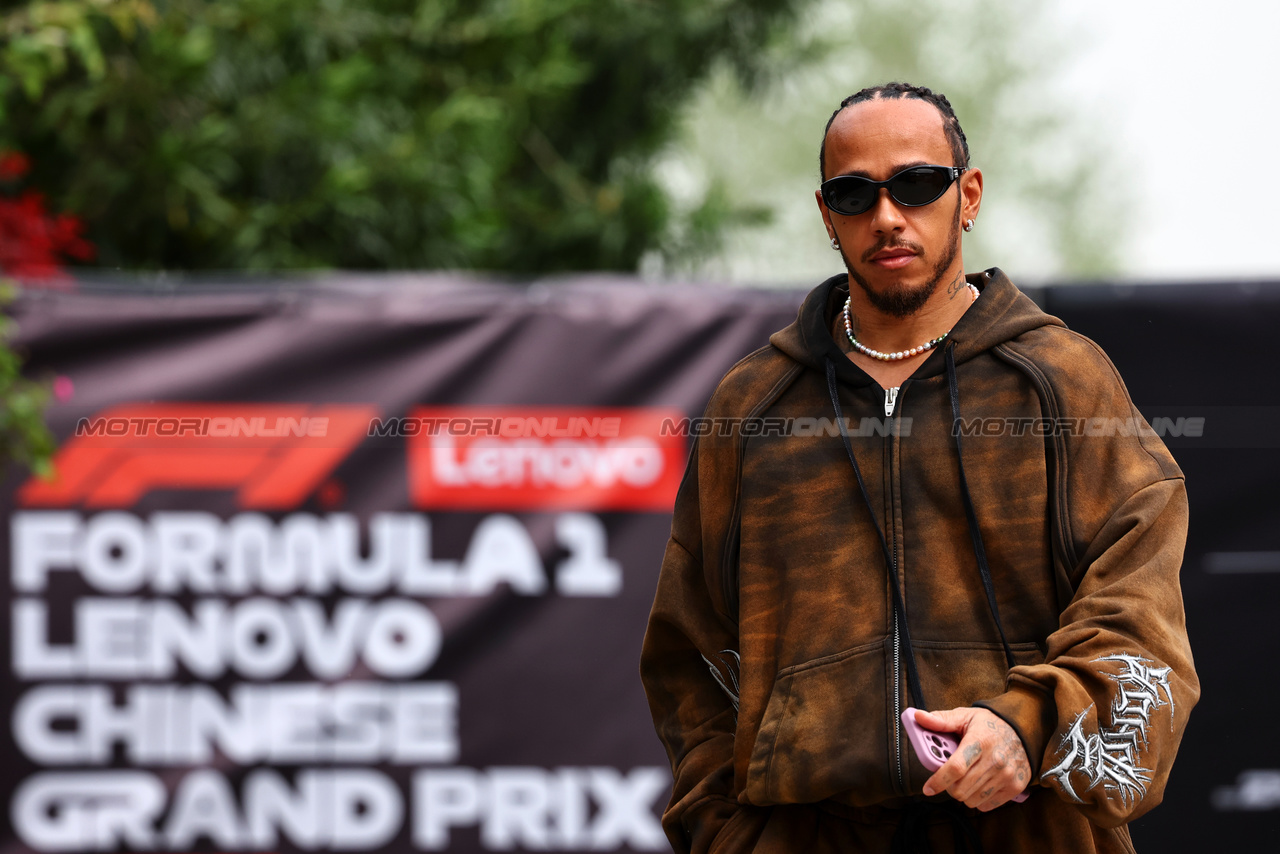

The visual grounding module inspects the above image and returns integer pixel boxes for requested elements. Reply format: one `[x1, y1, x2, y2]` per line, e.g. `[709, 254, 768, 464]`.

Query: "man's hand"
[917, 707, 1030, 811]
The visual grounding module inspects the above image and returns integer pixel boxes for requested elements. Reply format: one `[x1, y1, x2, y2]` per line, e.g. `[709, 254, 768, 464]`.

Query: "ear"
[960, 167, 983, 222]
[816, 189, 839, 242]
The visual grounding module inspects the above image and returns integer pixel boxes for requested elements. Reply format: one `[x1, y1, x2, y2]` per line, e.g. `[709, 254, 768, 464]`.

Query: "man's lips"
[868, 247, 918, 269]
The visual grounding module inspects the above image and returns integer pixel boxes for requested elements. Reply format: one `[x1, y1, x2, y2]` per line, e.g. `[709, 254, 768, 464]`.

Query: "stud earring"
[963, 219, 975, 232]
[830, 237, 841, 250]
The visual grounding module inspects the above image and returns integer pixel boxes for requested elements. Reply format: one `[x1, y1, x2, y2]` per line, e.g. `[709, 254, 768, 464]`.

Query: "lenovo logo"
[405, 408, 685, 510]
[19, 404, 377, 509]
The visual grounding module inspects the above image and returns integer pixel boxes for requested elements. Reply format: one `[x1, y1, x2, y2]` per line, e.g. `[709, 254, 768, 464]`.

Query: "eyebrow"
[831, 160, 933, 180]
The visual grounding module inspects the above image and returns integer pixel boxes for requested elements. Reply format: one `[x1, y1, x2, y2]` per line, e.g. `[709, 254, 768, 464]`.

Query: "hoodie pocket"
[912, 640, 1045, 712]
[744, 637, 896, 807]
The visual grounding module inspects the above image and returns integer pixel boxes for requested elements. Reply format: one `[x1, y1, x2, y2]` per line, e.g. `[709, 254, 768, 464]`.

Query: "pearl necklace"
[843, 282, 979, 361]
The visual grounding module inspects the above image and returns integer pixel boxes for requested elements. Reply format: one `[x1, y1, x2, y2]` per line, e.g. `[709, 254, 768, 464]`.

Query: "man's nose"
[868, 188, 907, 233]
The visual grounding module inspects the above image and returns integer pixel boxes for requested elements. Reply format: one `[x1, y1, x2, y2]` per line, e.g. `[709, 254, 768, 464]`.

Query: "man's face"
[816, 98, 979, 318]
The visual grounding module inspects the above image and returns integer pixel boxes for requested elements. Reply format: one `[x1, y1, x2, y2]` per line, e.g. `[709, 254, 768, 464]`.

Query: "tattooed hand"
[918, 707, 1031, 811]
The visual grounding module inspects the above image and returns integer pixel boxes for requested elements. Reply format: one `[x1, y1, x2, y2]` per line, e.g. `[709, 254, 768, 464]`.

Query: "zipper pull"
[884, 386, 899, 417]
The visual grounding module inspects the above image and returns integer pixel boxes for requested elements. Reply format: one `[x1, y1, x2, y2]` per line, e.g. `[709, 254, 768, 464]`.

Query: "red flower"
[0, 152, 95, 280]
[0, 191, 96, 280]
[0, 151, 31, 181]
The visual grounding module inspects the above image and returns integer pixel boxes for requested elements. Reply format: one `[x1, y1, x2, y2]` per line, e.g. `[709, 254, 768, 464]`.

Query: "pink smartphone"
[901, 707, 1028, 803]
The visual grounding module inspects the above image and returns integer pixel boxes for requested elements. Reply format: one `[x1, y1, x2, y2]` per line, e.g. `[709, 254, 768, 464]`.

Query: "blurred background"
[4, 0, 1279, 284]
[1, 1, 1277, 853]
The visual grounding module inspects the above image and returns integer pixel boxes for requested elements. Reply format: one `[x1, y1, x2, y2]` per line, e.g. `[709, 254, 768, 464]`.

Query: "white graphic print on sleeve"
[701, 649, 741, 715]
[1042, 653, 1175, 805]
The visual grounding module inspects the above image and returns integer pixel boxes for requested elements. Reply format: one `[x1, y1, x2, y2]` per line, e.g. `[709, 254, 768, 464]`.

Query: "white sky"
[655, 0, 1280, 285]
[1056, 0, 1280, 280]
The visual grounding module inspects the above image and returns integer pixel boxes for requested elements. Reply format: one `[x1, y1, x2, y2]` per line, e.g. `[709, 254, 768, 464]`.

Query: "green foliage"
[0, 282, 55, 480]
[0, 0, 808, 273]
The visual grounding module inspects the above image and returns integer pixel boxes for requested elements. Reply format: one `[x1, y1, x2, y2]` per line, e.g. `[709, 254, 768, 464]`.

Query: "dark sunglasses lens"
[825, 180, 875, 215]
[890, 168, 951, 206]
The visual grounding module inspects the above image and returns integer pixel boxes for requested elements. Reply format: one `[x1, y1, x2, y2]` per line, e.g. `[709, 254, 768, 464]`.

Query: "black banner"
[1041, 280, 1280, 851]
[1, 274, 1275, 852]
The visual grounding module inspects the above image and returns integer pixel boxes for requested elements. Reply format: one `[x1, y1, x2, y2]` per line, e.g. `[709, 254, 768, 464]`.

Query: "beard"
[842, 197, 962, 319]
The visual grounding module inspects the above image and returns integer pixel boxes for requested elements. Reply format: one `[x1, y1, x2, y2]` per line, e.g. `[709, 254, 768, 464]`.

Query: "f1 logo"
[19, 403, 378, 509]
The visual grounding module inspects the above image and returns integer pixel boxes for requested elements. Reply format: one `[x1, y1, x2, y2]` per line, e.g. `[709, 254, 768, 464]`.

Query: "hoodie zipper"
[827, 361, 921, 796]
[892, 609, 902, 789]
[885, 384, 906, 792]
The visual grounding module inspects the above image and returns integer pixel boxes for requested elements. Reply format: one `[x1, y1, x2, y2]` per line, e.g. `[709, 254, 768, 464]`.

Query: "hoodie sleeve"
[640, 394, 772, 853]
[978, 334, 1199, 828]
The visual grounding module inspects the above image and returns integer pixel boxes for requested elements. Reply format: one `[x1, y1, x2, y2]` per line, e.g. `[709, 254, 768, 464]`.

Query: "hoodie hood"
[770, 267, 1065, 386]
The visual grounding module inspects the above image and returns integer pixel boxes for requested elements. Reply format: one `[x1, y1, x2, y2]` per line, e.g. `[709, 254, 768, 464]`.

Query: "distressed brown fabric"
[640, 269, 1198, 853]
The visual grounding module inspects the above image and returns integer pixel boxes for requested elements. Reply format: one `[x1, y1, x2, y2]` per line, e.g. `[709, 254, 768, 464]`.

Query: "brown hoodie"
[640, 269, 1198, 853]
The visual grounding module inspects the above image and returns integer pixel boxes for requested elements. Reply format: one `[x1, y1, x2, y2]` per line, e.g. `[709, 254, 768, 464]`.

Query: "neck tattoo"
[843, 282, 980, 361]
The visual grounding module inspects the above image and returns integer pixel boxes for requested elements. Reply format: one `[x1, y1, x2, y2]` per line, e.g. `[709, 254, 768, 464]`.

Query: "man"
[640, 82, 1197, 853]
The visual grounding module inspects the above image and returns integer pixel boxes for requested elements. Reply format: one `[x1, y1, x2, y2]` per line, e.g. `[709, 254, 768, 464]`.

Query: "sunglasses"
[820, 165, 966, 217]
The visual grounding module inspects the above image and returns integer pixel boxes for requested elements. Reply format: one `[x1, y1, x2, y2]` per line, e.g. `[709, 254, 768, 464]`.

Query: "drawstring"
[945, 341, 1017, 670]
[890, 800, 984, 854]
[825, 358, 926, 709]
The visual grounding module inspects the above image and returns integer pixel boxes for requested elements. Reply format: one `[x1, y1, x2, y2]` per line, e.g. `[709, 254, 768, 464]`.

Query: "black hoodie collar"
[769, 267, 1065, 387]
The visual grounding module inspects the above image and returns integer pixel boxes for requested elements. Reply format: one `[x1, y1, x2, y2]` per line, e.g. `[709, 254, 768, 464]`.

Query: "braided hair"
[819, 82, 970, 179]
